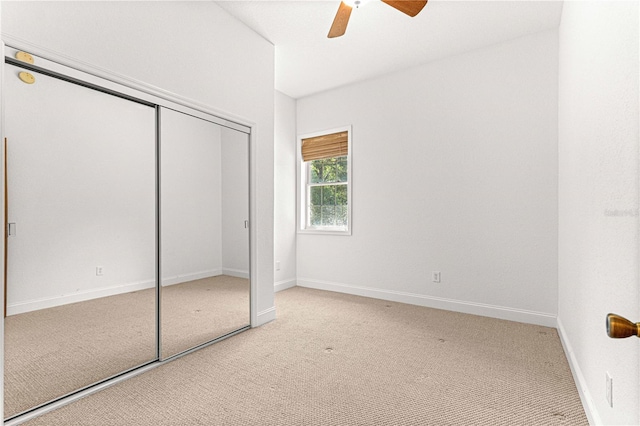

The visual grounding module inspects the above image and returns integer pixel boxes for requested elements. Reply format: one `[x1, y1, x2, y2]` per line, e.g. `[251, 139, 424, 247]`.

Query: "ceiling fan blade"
[381, 0, 428, 17]
[328, 2, 353, 38]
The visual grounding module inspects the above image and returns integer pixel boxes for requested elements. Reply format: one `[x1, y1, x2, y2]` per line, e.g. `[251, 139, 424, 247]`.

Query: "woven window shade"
[301, 131, 348, 162]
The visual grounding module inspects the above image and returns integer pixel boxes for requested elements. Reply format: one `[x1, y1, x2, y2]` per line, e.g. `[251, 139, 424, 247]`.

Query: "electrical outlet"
[276, 261, 281, 271]
[606, 372, 613, 408]
[432, 271, 441, 283]
[96, 266, 104, 276]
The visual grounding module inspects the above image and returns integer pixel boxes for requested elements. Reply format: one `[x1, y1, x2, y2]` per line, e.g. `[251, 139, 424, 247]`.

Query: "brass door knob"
[606, 313, 640, 338]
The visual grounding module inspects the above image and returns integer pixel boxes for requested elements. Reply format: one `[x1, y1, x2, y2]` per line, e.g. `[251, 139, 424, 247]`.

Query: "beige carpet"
[161, 276, 250, 358]
[18, 287, 587, 425]
[4, 276, 249, 419]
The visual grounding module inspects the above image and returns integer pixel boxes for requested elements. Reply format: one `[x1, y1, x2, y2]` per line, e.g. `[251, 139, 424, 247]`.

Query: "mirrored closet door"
[3, 62, 157, 418]
[3, 49, 252, 421]
[160, 107, 250, 359]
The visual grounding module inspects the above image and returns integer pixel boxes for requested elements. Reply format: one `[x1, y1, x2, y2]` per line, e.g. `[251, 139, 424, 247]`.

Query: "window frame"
[297, 125, 352, 235]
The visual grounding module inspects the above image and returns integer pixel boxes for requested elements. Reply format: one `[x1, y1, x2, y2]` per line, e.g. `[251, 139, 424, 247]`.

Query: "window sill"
[298, 228, 351, 236]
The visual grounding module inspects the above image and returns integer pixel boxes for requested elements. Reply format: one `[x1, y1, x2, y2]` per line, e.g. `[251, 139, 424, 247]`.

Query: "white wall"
[296, 30, 559, 326]
[161, 107, 223, 285]
[274, 91, 297, 291]
[1, 1, 275, 326]
[557, 1, 640, 424]
[5, 84, 255, 311]
[221, 126, 250, 278]
[5, 64, 156, 314]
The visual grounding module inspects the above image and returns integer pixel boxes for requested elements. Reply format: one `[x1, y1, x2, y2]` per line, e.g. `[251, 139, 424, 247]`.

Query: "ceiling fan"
[328, 0, 428, 38]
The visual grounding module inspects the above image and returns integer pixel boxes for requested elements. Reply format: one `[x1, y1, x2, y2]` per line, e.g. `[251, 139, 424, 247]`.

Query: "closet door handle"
[606, 313, 640, 338]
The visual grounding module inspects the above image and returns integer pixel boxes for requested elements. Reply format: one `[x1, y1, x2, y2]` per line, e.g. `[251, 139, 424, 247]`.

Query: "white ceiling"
[215, 0, 563, 99]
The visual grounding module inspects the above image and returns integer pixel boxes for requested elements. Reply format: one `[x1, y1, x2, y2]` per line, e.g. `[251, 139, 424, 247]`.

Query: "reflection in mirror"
[160, 108, 249, 359]
[3, 64, 157, 418]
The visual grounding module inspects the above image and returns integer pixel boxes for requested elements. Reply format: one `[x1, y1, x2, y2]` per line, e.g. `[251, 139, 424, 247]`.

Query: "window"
[298, 126, 352, 235]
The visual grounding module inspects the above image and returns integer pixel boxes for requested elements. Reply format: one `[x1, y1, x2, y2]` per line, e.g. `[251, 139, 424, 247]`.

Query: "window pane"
[336, 205, 348, 226]
[322, 158, 337, 182]
[335, 185, 347, 206]
[337, 158, 347, 182]
[310, 206, 322, 226]
[305, 152, 348, 229]
[322, 185, 336, 205]
[310, 161, 322, 183]
[321, 206, 336, 226]
[308, 156, 347, 184]
[310, 186, 322, 206]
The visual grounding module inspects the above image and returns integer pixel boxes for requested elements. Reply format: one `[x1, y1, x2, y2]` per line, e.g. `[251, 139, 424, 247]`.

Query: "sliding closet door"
[3, 63, 157, 418]
[160, 107, 250, 359]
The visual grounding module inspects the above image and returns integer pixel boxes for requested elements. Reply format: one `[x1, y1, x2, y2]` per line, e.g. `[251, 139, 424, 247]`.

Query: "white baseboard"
[8, 269, 229, 315]
[557, 317, 600, 426]
[161, 269, 222, 286]
[255, 306, 276, 326]
[222, 268, 250, 279]
[7, 279, 155, 316]
[297, 278, 557, 327]
[274, 278, 296, 293]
